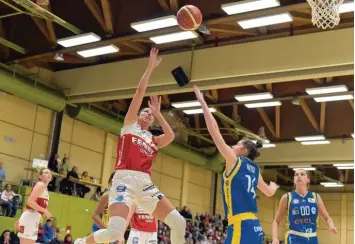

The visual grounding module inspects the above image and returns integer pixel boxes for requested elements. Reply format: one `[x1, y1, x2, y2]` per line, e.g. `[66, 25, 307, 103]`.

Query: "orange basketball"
[177, 5, 203, 31]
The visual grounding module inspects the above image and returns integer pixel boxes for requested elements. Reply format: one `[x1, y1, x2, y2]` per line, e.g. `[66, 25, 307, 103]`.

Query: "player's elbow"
[264, 189, 275, 197]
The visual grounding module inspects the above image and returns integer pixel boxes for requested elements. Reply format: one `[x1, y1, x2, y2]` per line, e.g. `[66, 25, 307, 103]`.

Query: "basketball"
[177, 5, 203, 31]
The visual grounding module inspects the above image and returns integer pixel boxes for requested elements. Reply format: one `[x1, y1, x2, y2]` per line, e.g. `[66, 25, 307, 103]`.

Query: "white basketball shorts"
[127, 229, 157, 244]
[108, 170, 164, 214]
[17, 210, 42, 240]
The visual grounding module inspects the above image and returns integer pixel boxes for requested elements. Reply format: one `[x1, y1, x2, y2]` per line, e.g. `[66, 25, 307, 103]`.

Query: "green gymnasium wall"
[0, 187, 98, 239]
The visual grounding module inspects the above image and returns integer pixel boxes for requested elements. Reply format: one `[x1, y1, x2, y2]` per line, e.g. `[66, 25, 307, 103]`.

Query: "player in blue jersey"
[272, 169, 337, 244]
[193, 86, 280, 244]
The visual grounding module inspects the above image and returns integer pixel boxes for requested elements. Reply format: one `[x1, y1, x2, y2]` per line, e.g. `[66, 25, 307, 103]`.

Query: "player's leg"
[139, 184, 185, 244]
[76, 174, 135, 244]
[239, 219, 263, 244]
[17, 212, 40, 244]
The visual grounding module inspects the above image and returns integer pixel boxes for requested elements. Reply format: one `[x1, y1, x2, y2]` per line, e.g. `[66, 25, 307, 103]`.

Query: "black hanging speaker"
[171, 66, 190, 87]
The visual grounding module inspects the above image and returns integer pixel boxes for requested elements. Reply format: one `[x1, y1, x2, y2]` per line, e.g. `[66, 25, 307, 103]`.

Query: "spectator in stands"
[42, 219, 55, 243]
[180, 206, 189, 218]
[78, 171, 91, 198]
[0, 184, 20, 217]
[194, 212, 200, 222]
[49, 233, 63, 244]
[60, 166, 79, 196]
[59, 155, 69, 176]
[48, 154, 60, 192]
[63, 234, 73, 244]
[0, 230, 11, 244]
[37, 223, 44, 243]
[0, 161, 6, 188]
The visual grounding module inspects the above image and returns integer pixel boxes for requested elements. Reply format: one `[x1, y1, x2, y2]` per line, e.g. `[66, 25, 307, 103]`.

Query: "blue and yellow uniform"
[286, 191, 319, 244]
[222, 156, 263, 244]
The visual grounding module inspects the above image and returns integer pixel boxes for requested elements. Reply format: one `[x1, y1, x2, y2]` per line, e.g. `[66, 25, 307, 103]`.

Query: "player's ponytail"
[241, 139, 263, 161]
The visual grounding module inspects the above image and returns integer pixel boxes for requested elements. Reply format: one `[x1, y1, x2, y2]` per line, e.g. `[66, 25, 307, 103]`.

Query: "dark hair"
[241, 139, 263, 161]
[46, 219, 52, 223]
[137, 108, 147, 116]
[64, 234, 72, 242]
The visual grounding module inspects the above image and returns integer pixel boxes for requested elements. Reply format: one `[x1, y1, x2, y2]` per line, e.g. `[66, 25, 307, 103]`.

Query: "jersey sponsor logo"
[292, 208, 300, 215]
[137, 214, 154, 220]
[293, 199, 299, 204]
[132, 137, 155, 156]
[308, 198, 316, 203]
[114, 195, 124, 202]
[143, 185, 156, 192]
[151, 191, 164, 200]
[294, 217, 312, 225]
[311, 207, 317, 214]
[254, 226, 263, 233]
[133, 237, 139, 244]
[116, 185, 126, 192]
[247, 163, 256, 174]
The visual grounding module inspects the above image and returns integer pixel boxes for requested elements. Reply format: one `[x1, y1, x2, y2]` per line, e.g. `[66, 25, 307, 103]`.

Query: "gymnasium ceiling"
[0, 0, 353, 69]
[0, 0, 353, 186]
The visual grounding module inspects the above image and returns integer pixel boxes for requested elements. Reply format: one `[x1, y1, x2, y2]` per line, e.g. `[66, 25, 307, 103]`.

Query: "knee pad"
[94, 216, 126, 243]
[164, 210, 186, 243]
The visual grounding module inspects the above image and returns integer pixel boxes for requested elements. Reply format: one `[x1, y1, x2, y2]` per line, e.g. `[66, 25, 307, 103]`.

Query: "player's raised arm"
[193, 85, 236, 167]
[124, 48, 162, 126]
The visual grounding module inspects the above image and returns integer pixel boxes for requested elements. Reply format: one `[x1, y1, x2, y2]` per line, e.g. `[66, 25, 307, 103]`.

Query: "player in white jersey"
[15, 168, 52, 244]
[75, 48, 185, 244]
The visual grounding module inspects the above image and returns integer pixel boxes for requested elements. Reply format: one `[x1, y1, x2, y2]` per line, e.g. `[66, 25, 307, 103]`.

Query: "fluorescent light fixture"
[222, 0, 280, 15]
[320, 182, 338, 186]
[324, 183, 344, 187]
[301, 140, 330, 145]
[77, 45, 119, 58]
[261, 143, 276, 148]
[237, 13, 293, 29]
[288, 165, 311, 168]
[293, 167, 316, 171]
[306, 85, 348, 95]
[235, 92, 273, 102]
[183, 108, 216, 115]
[150, 31, 198, 44]
[245, 101, 281, 108]
[131, 15, 178, 32]
[57, 32, 101, 47]
[314, 94, 354, 102]
[334, 164, 354, 167]
[171, 101, 200, 108]
[295, 135, 325, 141]
[337, 166, 354, 170]
[339, 1, 355, 13]
[251, 139, 270, 144]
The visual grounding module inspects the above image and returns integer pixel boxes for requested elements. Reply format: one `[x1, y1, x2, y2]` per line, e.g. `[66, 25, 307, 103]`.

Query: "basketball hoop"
[307, 0, 344, 29]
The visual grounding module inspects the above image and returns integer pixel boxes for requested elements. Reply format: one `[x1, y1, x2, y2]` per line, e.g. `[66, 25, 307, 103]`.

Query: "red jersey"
[26, 183, 49, 215]
[131, 207, 157, 232]
[115, 122, 158, 175]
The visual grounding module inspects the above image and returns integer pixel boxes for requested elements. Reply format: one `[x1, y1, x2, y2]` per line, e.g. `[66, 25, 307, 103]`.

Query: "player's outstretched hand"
[272, 239, 279, 244]
[193, 85, 204, 103]
[43, 210, 52, 219]
[148, 47, 162, 69]
[148, 95, 162, 116]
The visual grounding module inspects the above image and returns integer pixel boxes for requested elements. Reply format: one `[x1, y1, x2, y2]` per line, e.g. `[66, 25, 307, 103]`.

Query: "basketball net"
[307, 0, 344, 29]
